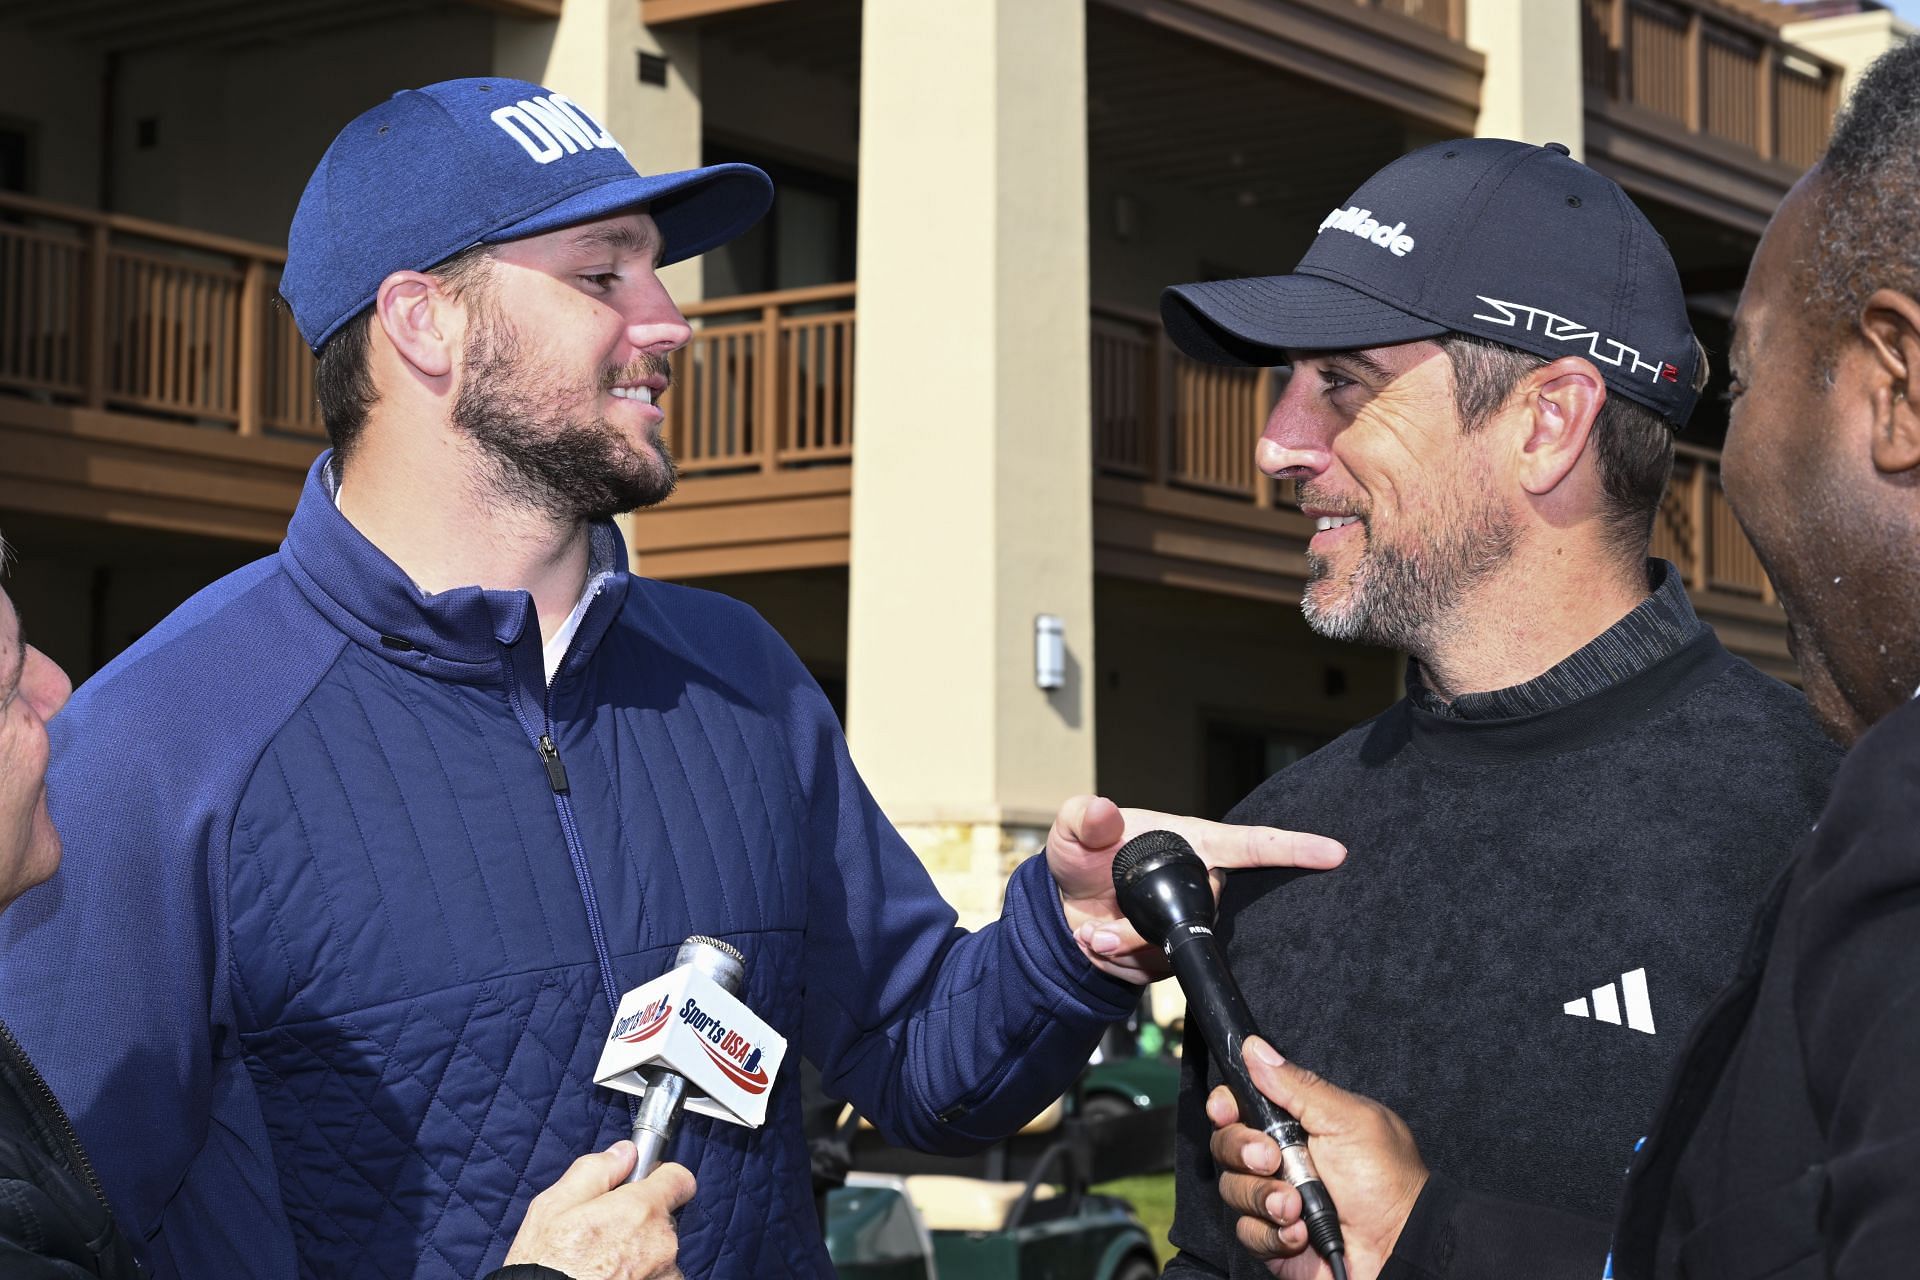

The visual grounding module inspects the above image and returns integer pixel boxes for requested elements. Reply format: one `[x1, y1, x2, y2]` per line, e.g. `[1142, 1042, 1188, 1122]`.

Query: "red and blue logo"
[613, 997, 673, 1045]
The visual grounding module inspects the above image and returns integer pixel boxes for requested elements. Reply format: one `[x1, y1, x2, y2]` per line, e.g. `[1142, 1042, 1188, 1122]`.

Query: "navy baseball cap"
[1161, 138, 1702, 425]
[281, 77, 774, 350]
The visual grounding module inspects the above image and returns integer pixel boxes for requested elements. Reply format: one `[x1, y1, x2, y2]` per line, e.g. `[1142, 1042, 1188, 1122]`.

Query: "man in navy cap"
[0, 79, 1344, 1280]
[1153, 139, 1840, 1279]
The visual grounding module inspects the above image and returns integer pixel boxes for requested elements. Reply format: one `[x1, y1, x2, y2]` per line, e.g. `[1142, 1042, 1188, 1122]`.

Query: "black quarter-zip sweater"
[1165, 610, 1842, 1280]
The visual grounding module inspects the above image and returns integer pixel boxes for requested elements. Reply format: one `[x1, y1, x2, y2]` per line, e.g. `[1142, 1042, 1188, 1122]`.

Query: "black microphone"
[1113, 830, 1348, 1278]
[625, 935, 748, 1183]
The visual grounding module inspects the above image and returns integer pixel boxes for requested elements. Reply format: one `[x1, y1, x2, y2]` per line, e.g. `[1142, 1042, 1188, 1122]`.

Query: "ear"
[371, 270, 459, 379]
[1512, 356, 1606, 497]
[1860, 288, 1920, 475]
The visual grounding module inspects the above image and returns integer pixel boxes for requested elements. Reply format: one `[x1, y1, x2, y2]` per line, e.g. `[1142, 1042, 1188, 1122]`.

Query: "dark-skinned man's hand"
[1208, 1038, 1428, 1280]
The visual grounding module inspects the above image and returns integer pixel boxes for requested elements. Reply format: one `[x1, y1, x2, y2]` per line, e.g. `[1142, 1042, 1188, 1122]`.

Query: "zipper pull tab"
[538, 734, 571, 794]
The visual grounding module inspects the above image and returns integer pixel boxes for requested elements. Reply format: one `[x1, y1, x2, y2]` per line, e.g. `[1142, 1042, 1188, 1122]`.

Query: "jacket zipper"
[0, 1019, 110, 1208]
[506, 650, 638, 1125]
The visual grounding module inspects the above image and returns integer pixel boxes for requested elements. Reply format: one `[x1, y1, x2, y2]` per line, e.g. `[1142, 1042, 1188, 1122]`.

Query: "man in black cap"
[1155, 138, 1841, 1280]
[1202, 39, 1920, 1280]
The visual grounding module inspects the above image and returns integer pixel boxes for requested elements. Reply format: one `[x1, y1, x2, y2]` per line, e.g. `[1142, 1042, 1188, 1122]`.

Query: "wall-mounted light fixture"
[1034, 614, 1065, 691]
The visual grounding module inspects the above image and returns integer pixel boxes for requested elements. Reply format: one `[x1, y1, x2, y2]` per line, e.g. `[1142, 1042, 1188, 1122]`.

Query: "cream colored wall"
[1466, 0, 1585, 157]
[108, 11, 496, 244]
[847, 0, 1094, 924]
[0, 27, 101, 206]
[1093, 578, 1400, 817]
[1782, 9, 1916, 113]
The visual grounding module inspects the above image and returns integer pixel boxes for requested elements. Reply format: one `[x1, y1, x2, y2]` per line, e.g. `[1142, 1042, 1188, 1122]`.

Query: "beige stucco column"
[847, 0, 1096, 928]
[1467, 0, 1585, 157]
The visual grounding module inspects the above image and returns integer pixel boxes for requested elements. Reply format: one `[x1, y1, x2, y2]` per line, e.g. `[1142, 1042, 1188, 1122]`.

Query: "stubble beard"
[451, 303, 678, 523]
[1300, 486, 1520, 653]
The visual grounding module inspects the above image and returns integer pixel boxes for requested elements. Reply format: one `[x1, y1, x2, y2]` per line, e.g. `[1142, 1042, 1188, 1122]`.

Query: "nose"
[21, 646, 70, 724]
[625, 272, 693, 357]
[1255, 377, 1334, 480]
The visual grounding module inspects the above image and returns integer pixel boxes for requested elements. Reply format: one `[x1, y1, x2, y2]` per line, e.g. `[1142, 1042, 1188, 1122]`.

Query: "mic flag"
[594, 958, 788, 1129]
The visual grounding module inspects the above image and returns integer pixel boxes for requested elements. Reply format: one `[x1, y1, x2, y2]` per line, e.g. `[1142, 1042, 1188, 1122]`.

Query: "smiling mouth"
[609, 385, 656, 405]
[1313, 514, 1362, 532]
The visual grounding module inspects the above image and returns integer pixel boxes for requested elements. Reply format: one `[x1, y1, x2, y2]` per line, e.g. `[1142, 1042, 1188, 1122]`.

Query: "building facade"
[0, 0, 1903, 929]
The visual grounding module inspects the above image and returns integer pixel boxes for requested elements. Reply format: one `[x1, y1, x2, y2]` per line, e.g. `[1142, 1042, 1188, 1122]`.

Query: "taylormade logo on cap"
[489, 92, 624, 165]
[1318, 205, 1415, 257]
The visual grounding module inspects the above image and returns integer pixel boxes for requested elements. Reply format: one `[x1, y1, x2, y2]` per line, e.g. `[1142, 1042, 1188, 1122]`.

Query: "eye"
[579, 271, 621, 292]
[1317, 368, 1357, 396]
[1720, 379, 1745, 405]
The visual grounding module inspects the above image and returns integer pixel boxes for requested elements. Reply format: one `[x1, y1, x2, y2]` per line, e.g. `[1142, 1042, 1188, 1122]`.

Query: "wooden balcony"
[1581, 0, 1841, 234]
[0, 192, 321, 543]
[1089, 304, 1797, 678]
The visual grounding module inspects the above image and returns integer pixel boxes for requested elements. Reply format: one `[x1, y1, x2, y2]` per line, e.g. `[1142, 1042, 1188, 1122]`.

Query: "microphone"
[1113, 830, 1349, 1279]
[626, 936, 747, 1183]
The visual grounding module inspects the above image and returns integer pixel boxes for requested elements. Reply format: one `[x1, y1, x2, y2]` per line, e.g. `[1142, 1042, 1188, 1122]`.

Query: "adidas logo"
[1316, 205, 1415, 257]
[1563, 967, 1655, 1034]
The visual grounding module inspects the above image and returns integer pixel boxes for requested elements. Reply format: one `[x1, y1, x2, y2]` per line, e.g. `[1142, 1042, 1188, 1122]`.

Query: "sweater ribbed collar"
[1407, 559, 1704, 721]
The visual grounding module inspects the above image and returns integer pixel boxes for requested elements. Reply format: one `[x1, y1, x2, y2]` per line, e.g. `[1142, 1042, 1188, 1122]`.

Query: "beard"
[1299, 480, 1520, 652]
[451, 303, 678, 523]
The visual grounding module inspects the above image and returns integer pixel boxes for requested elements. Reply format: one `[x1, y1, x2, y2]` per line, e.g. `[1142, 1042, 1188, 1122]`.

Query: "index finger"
[1118, 808, 1346, 872]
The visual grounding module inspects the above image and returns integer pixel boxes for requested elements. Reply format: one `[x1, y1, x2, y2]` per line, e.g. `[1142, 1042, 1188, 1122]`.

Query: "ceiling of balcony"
[0, 0, 556, 53]
[1088, 8, 1419, 230]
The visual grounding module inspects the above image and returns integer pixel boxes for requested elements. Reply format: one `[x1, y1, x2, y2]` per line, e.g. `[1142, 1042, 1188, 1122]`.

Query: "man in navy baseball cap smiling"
[1153, 140, 1841, 1280]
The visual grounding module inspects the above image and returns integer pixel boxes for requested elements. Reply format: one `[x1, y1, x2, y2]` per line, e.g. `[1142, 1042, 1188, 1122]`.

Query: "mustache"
[1295, 482, 1366, 519]
[603, 353, 675, 394]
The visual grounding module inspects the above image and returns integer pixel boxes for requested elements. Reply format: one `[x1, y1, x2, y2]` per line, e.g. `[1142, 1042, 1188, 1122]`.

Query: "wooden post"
[1149, 329, 1171, 488]
[1252, 365, 1274, 508]
[1611, 0, 1628, 100]
[758, 302, 781, 473]
[235, 258, 263, 437]
[1684, 9, 1703, 134]
[1756, 43, 1777, 161]
[1687, 457, 1708, 591]
[85, 224, 109, 408]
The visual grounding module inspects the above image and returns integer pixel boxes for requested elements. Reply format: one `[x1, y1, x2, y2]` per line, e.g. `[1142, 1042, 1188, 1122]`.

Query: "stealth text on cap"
[1318, 206, 1415, 257]
[490, 93, 624, 164]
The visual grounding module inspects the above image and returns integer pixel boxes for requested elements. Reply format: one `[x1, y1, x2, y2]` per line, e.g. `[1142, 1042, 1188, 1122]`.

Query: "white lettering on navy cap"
[1317, 205, 1415, 257]
[1472, 295, 1681, 385]
[490, 93, 624, 164]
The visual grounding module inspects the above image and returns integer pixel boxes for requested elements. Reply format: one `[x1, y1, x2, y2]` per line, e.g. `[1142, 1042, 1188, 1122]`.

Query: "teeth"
[610, 386, 654, 404]
[1315, 515, 1361, 532]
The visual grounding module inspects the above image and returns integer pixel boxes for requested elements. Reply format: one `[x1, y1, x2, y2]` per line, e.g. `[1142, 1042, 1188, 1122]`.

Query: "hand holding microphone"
[1112, 830, 1353, 1280]
[501, 1140, 693, 1280]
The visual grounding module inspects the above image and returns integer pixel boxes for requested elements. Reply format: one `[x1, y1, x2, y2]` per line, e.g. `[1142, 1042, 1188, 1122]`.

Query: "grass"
[1094, 1171, 1176, 1264]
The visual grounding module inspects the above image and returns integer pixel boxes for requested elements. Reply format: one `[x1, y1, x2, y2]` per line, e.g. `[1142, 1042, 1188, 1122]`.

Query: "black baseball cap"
[1160, 138, 1702, 425]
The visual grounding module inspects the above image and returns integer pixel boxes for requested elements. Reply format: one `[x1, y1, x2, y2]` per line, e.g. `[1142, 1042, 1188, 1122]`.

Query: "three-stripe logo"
[1564, 967, 1655, 1034]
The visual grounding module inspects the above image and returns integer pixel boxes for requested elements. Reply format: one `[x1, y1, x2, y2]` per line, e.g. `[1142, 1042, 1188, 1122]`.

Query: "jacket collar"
[279, 452, 632, 686]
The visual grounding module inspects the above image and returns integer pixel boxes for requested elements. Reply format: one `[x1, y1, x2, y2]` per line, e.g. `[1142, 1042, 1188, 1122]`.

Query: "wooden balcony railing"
[0, 192, 322, 440]
[1093, 303, 1288, 506]
[1653, 441, 1774, 602]
[667, 283, 856, 475]
[1581, 0, 1840, 169]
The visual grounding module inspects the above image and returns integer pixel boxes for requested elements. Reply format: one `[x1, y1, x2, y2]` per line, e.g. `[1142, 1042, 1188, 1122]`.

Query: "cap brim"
[484, 161, 774, 265]
[1160, 273, 1447, 366]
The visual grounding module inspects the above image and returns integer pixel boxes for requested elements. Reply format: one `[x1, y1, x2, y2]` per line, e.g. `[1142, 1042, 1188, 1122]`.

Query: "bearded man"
[0, 79, 1343, 1280]
[1153, 139, 1841, 1280]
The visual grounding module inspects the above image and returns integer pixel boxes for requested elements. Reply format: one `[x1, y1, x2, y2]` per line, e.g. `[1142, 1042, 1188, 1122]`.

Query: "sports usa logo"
[612, 997, 673, 1045]
[681, 997, 771, 1095]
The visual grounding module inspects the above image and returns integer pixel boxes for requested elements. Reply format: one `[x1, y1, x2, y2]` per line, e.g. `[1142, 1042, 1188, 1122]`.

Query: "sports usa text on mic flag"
[594, 963, 788, 1128]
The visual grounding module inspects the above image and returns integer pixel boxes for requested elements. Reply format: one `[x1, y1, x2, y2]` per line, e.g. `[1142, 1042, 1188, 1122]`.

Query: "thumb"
[544, 1140, 638, 1208]
[1054, 794, 1123, 851]
[1244, 1040, 1349, 1134]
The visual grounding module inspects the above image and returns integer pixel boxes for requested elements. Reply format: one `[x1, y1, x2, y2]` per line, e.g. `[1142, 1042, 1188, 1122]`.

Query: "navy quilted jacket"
[0, 456, 1136, 1279]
